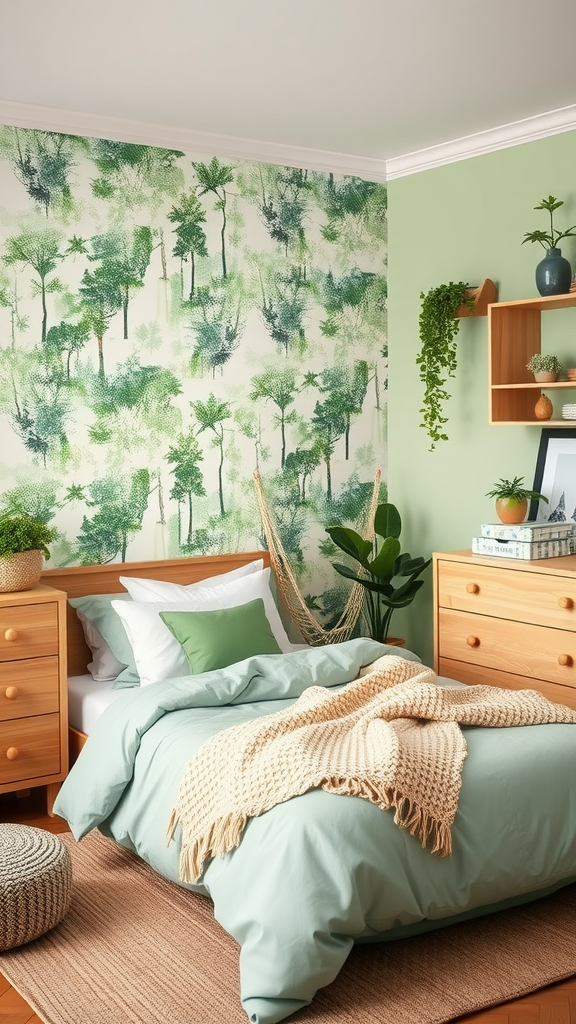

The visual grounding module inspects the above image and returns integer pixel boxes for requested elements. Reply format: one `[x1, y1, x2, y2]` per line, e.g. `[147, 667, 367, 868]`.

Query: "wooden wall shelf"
[488, 292, 576, 425]
[457, 278, 497, 318]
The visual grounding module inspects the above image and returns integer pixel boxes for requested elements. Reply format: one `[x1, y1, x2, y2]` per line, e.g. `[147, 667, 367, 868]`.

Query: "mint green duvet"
[54, 639, 576, 1024]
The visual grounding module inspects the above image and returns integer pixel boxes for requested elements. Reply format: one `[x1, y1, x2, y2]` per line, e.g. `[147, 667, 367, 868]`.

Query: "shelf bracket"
[456, 278, 497, 318]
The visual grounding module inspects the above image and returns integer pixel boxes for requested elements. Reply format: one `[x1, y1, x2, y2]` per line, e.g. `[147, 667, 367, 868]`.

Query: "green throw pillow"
[159, 598, 282, 674]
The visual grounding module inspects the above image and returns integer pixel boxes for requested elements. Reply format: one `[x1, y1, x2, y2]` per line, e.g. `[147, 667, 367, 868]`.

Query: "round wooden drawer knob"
[466, 583, 480, 594]
[3, 628, 18, 642]
[6, 747, 19, 761]
[4, 686, 18, 700]
[466, 635, 480, 648]
[558, 597, 574, 610]
[558, 654, 573, 667]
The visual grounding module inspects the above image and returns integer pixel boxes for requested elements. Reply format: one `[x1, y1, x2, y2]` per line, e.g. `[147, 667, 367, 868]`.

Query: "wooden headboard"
[42, 552, 270, 676]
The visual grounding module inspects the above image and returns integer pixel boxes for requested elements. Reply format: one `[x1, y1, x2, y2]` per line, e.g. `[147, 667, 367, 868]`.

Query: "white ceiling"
[2, 0, 576, 176]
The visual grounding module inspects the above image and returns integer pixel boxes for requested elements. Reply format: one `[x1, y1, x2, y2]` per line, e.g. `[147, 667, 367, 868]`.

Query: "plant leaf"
[374, 502, 401, 540]
[367, 536, 401, 579]
[325, 527, 373, 566]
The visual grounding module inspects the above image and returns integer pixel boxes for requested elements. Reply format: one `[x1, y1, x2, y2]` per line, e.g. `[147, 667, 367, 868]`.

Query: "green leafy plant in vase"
[522, 196, 576, 296]
[485, 476, 548, 525]
[325, 502, 431, 643]
[0, 513, 57, 592]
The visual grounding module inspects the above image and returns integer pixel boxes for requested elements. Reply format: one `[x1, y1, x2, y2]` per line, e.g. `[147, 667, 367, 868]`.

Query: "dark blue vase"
[535, 247, 572, 296]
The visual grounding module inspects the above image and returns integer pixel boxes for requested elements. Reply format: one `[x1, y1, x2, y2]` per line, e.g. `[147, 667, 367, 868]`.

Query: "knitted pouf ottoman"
[0, 823, 72, 951]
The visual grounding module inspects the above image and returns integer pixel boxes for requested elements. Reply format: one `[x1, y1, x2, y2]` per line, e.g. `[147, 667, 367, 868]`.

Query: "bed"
[42, 552, 275, 760]
[43, 554, 576, 1024]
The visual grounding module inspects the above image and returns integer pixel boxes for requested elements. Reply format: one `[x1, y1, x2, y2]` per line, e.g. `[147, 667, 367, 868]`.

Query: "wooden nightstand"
[0, 585, 68, 815]
[433, 550, 576, 711]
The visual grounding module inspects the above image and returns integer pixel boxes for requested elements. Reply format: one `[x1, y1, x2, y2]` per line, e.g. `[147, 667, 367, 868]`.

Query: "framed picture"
[529, 428, 576, 522]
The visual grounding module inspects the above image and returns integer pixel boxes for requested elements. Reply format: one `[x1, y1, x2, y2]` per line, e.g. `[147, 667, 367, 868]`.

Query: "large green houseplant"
[325, 502, 431, 643]
[417, 281, 473, 451]
[0, 513, 57, 592]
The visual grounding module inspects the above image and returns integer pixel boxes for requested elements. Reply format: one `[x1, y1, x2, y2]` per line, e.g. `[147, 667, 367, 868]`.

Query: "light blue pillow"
[69, 593, 139, 687]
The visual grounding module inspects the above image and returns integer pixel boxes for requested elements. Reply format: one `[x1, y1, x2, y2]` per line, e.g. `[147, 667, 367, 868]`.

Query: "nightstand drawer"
[438, 608, 576, 687]
[437, 560, 576, 630]
[0, 603, 59, 661]
[0, 713, 60, 785]
[0, 656, 60, 721]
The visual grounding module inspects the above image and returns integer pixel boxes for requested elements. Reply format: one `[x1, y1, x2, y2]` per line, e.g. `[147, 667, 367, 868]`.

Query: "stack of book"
[472, 520, 576, 560]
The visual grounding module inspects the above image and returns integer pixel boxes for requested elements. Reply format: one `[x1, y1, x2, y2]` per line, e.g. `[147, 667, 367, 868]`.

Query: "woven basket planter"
[0, 549, 43, 593]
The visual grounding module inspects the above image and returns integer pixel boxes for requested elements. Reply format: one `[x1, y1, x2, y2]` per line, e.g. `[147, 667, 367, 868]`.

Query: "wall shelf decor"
[488, 292, 576, 425]
[456, 278, 497, 318]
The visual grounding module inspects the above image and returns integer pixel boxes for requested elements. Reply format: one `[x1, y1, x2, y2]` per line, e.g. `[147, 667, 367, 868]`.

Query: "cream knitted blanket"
[167, 655, 576, 883]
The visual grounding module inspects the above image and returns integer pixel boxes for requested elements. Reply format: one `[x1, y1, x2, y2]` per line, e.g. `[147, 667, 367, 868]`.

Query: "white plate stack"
[561, 403, 576, 420]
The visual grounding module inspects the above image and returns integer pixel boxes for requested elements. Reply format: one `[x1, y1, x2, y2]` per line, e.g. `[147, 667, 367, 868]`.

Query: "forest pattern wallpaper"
[0, 125, 388, 625]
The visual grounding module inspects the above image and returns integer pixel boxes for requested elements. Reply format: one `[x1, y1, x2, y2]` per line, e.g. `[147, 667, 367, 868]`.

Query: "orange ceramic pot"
[495, 497, 528, 524]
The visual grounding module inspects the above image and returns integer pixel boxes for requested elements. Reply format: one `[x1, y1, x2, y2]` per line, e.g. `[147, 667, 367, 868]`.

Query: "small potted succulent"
[526, 353, 562, 383]
[485, 476, 549, 525]
[0, 513, 57, 592]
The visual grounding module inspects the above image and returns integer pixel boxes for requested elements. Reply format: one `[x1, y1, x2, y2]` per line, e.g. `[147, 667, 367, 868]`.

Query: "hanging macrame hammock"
[253, 467, 381, 646]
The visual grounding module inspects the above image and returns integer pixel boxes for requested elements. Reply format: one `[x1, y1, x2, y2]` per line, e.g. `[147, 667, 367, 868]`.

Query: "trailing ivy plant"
[416, 281, 473, 450]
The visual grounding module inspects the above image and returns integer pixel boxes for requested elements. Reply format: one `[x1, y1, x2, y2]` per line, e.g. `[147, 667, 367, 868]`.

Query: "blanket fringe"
[321, 776, 452, 857]
[170, 811, 249, 884]
[393, 793, 452, 857]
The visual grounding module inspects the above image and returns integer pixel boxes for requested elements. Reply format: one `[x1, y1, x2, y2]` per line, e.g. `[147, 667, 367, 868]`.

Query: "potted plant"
[325, 502, 431, 644]
[417, 281, 474, 451]
[485, 476, 548, 525]
[522, 196, 576, 296]
[526, 353, 562, 383]
[0, 513, 57, 593]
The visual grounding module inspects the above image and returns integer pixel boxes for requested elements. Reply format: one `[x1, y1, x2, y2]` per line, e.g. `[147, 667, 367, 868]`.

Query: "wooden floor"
[1, 789, 575, 1024]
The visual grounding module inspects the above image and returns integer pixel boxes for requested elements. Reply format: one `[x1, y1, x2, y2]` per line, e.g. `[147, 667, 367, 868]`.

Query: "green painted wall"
[388, 130, 576, 665]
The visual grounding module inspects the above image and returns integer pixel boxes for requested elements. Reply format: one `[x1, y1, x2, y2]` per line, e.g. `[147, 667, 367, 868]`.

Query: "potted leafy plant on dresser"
[485, 476, 549, 525]
[0, 513, 57, 593]
[325, 502, 431, 644]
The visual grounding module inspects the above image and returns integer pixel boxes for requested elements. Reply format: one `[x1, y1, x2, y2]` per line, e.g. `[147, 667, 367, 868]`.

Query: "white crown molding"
[385, 104, 576, 180]
[2, 98, 575, 185]
[0, 99, 388, 183]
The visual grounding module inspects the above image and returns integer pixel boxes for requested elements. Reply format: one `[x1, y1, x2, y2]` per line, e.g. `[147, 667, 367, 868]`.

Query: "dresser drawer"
[438, 608, 576, 688]
[0, 656, 60, 721]
[438, 657, 576, 709]
[0, 603, 59, 662]
[0, 713, 61, 785]
[437, 559, 576, 630]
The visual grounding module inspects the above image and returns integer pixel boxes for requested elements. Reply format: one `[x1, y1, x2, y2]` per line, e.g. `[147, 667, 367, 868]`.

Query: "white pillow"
[119, 557, 264, 602]
[112, 567, 292, 685]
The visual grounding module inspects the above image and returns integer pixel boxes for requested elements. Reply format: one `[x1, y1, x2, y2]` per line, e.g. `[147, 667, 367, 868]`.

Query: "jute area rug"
[1, 831, 575, 1024]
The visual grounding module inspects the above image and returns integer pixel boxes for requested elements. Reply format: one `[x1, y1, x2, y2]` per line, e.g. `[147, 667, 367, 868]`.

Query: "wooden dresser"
[433, 550, 576, 711]
[0, 584, 68, 814]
